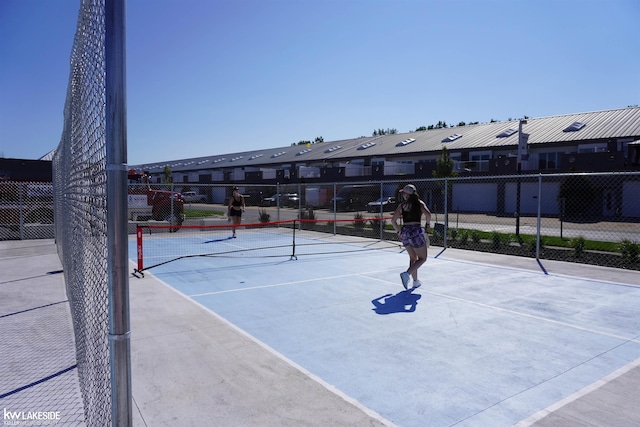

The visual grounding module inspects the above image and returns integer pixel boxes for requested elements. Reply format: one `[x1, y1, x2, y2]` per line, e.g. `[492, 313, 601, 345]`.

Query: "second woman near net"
[227, 186, 245, 238]
[391, 184, 432, 290]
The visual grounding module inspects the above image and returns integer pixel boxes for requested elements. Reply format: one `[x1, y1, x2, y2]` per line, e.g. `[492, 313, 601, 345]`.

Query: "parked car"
[330, 185, 378, 211]
[261, 193, 299, 207]
[181, 191, 207, 203]
[367, 196, 396, 212]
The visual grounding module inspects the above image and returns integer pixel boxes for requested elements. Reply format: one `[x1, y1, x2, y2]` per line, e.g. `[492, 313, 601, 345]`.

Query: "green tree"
[163, 165, 173, 184]
[372, 128, 397, 136]
[292, 136, 323, 146]
[432, 146, 458, 178]
[431, 146, 457, 214]
[427, 121, 448, 130]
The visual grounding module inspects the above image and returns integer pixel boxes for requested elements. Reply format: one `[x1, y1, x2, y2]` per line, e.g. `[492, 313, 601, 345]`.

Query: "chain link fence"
[50, 0, 126, 425]
[145, 171, 639, 270]
[0, 182, 54, 240]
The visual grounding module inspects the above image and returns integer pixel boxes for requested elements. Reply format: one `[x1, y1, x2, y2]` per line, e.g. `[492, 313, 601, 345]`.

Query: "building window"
[497, 128, 517, 138]
[442, 133, 462, 143]
[563, 122, 586, 132]
[470, 152, 491, 171]
[578, 143, 607, 153]
[538, 152, 559, 170]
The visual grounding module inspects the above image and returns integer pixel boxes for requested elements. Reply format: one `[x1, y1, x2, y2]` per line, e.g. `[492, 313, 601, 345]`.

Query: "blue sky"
[1, 0, 639, 165]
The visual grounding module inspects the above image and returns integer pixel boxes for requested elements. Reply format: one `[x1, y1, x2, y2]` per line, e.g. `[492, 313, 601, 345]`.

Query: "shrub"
[369, 216, 386, 230]
[471, 230, 481, 243]
[258, 209, 270, 223]
[450, 228, 458, 241]
[491, 231, 502, 249]
[353, 212, 365, 229]
[299, 207, 316, 221]
[524, 236, 544, 254]
[431, 225, 444, 245]
[570, 236, 586, 258]
[619, 239, 639, 264]
[458, 229, 469, 245]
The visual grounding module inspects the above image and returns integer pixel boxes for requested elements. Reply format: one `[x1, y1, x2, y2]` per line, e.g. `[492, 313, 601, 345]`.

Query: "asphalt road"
[183, 203, 640, 244]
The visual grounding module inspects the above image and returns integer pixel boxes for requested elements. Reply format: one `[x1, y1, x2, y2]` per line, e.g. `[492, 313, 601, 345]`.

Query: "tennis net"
[133, 218, 402, 275]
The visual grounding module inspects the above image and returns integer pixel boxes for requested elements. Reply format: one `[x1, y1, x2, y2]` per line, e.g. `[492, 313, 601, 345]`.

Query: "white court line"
[188, 269, 396, 298]
[513, 357, 640, 426]
[134, 261, 398, 427]
[435, 254, 640, 288]
[137, 259, 639, 427]
[423, 289, 640, 344]
[191, 263, 640, 344]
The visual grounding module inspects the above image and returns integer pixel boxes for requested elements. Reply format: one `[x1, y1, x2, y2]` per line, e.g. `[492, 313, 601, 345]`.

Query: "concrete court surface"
[1, 238, 639, 427]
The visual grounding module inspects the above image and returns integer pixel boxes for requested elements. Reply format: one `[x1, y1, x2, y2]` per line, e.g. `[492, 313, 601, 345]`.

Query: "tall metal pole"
[536, 174, 542, 260]
[516, 165, 521, 239]
[105, 0, 132, 425]
[516, 119, 528, 242]
[443, 179, 448, 248]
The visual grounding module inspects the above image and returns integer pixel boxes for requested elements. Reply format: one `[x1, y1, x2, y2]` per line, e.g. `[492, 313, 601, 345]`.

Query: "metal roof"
[133, 106, 640, 173]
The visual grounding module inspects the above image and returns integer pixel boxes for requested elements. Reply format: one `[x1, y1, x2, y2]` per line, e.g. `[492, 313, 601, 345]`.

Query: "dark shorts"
[400, 224, 427, 248]
[229, 208, 242, 217]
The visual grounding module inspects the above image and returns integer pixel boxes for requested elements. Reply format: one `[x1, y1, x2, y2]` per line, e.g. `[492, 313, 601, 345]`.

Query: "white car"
[367, 196, 396, 212]
[181, 191, 207, 203]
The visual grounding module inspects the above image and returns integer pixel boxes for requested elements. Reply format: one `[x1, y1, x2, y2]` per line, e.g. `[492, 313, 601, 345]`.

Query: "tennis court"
[128, 226, 640, 427]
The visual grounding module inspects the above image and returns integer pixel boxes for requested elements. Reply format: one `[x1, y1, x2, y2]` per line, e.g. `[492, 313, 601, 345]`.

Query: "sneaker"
[400, 272, 410, 289]
[412, 280, 422, 289]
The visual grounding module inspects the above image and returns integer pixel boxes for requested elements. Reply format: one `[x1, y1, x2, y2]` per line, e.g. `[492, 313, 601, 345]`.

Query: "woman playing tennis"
[227, 186, 245, 238]
[391, 184, 432, 289]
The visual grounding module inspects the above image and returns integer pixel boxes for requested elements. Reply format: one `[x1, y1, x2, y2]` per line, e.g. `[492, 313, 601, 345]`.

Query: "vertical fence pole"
[444, 178, 448, 248]
[19, 183, 25, 240]
[536, 174, 542, 260]
[276, 182, 280, 222]
[333, 183, 337, 235]
[105, 0, 132, 425]
[516, 165, 522, 241]
[379, 182, 384, 239]
[298, 182, 302, 229]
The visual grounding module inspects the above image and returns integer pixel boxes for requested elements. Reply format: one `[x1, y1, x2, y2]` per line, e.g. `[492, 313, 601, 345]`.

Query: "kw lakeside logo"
[3, 409, 61, 426]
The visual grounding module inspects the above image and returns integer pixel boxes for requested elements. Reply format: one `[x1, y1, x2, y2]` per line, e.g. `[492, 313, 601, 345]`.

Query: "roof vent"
[229, 156, 243, 162]
[442, 133, 462, 142]
[358, 142, 376, 150]
[563, 122, 586, 132]
[213, 158, 226, 163]
[396, 138, 416, 147]
[297, 149, 312, 156]
[271, 151, 287, 158]
[497, 128, 517, 138]
[249, 154, 263, 160]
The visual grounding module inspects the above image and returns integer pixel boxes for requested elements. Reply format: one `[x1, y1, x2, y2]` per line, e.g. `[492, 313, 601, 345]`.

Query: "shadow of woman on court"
[371, 290, 422, 315]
